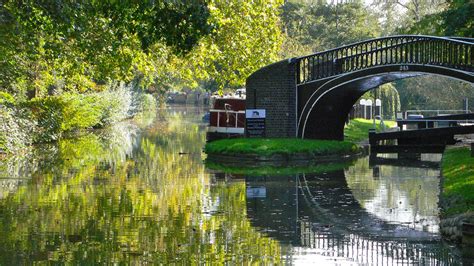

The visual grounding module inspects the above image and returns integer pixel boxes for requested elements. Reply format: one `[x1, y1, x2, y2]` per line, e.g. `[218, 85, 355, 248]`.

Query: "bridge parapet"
[297, 35, 474, 84]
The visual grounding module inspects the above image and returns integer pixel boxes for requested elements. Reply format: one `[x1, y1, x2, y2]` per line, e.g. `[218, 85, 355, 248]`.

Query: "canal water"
[0, 106, 465, 264]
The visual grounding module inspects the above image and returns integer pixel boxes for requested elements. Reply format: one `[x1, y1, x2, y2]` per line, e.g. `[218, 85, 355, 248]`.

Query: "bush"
[0, 106, 34, 153]
[2, 83, 155, 148]
[98, 84, 132, 125]
[141, 94, 157, 112]
[23, 97, 65, 142]
[133, 93, 157, 114]
[0, 92, 15, 107]
[61, 93, 104, 131]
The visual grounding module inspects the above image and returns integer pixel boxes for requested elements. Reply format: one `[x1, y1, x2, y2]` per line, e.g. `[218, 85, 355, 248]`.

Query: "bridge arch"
[245, 35, 474, 139]
[297, 64, 474, 139]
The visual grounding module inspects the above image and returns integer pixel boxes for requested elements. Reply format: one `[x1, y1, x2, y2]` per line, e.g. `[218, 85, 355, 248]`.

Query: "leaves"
[280, 0, 381, 58]
[0, 1, 212, 95]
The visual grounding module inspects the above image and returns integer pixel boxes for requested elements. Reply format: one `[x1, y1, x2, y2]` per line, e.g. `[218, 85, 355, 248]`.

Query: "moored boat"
[206, 91, 246, 141]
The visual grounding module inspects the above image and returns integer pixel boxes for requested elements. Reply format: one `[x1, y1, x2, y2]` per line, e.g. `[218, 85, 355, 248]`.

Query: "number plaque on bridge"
[245, 109, 266, 138]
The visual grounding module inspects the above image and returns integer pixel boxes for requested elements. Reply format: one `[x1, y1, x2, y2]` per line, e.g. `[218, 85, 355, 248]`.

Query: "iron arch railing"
[296, 35, 474, 85]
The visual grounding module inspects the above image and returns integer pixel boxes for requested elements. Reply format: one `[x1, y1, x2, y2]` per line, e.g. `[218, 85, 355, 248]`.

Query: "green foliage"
[17, 86, 154, 143]
[403, 0, 474, 37]
[360, 84, 401, 120]
[134, 93, 157, 113]
[0, 92, 15, 106]
[0, 1, 212, 97]
[1, 1, 282, 98]
[394, 76, 474, 112]
[205, 138, 359, 157]
[0, 107, 35, 153]
[441, 147, 474, 216]
[280, 0, 381, 57]
[344, 119, 396, 142]
[373, 0, 446, 33]
[378, 84, 401, 120]
[442, 1, 474, 37]
[23, 96, 65, 142]
[179, 0, 284, 89]
[60, 93, 115, 132]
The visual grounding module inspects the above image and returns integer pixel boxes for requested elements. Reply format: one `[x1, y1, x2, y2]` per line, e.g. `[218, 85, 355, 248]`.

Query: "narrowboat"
[206, 90, 246, 141]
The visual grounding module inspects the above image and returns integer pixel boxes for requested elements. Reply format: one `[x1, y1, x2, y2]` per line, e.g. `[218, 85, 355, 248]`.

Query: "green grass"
[344, 118, 396, 142]
[205, 160, 353, 176]
[441, 147, 474, 217]
[205, 138, 359, 157]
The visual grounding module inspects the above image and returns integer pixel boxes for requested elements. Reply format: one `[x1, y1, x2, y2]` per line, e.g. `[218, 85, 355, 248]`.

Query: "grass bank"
[440, 147, 474, 217]
[344, 118, 396, 142]
[205, 138, 359, 157]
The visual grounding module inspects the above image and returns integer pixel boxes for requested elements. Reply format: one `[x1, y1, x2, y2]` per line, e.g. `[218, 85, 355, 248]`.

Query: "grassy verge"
[441, 147, 474, 217]
[344, 118, 396, 142]
[205, 138, 359, 157]
[205, 160, 353, 176]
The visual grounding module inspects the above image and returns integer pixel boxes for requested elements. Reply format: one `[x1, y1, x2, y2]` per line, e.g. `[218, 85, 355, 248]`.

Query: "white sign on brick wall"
[246, 109, 266, 118]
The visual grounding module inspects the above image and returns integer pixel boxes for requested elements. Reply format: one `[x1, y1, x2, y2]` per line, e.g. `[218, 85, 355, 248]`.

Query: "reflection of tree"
[0, 108, 281, 264]
[345, 156, 440, 230]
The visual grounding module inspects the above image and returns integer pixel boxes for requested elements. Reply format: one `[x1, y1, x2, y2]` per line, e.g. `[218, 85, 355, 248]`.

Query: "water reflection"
[347, 156, 441, 233]
[0, 107, 281, 264]
[0, 106, 465, 264]
[244, 166, 461, 264]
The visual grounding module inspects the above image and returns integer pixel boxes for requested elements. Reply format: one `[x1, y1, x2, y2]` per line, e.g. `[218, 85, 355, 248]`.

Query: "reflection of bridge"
[369, 156, 441, 169]
[246, 35, 473, 140]
[298, 222, 457, 265]
[245, 169, 460, 264]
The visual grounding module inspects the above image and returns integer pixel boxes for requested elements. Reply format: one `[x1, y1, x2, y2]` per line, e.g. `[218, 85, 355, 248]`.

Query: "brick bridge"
[245, 35, 474, 140]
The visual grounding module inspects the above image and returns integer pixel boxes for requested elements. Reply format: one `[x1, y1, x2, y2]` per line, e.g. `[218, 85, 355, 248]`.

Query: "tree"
[394, 76, 473, 112]
[434, 0, 473, 37]
[280, 0, 381, 58]
[1, 1, 285, 96]
[0, 1, 213, 97]
[183, 0, 284, 89]
[372, 0, 446, 32]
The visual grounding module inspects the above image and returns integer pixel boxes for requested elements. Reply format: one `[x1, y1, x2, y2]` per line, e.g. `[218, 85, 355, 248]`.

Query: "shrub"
[0, 92, 15, 107]
[23, 97, 65, 142]
[98, 84, 132, 125]
[140, 94, 157, 112]
[61, 93, 104, 131]
[0, 106, 34, 153]
[2, 83, 155, 148]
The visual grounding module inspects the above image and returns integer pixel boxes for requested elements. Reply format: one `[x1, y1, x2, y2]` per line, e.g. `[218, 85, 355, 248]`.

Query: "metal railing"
[297, 35, 474, 84]
[209, 109, 245, 128]
[397, 119, 474, 131]
[404, 109, 469, 119]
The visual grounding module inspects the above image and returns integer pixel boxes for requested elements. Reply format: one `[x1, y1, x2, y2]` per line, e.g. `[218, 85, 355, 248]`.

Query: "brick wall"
[246, 59, 297, 138]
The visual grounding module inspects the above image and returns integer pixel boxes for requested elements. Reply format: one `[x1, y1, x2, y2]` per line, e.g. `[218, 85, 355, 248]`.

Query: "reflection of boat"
[207, 91, 246, 141]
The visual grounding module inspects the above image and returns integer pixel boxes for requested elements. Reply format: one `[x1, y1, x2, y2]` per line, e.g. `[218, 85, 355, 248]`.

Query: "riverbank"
[439, 146, 474, 246]
[344, 118, 396, 142]
[205, 138, 361, 164]
[204, 118, 396, 163]
[0, 84, 157, 156]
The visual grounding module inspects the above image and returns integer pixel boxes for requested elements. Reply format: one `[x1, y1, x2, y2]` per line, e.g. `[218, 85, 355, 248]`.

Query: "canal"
[0, 106, 464, 264]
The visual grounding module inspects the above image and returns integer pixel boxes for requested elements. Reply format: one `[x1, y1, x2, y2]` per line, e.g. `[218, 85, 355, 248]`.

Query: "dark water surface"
[0, 106, 465, 264]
